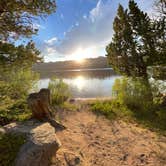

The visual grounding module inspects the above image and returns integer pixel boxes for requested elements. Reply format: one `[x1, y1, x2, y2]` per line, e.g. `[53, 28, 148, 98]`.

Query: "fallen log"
[27, 88, 66, 130]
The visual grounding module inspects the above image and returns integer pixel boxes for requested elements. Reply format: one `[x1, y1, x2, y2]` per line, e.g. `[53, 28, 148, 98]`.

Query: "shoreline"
[71, 97, 114, 101]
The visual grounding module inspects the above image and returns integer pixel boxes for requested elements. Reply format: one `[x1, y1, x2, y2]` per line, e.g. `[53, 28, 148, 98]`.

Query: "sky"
[32, 0, 155, 62]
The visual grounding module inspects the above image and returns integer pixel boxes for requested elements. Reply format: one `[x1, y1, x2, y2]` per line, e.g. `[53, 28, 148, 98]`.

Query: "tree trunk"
[27, 88, 66, 130]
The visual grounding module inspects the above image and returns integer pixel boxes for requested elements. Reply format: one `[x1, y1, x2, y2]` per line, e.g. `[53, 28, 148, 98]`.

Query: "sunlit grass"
[89, 100, 166, 135]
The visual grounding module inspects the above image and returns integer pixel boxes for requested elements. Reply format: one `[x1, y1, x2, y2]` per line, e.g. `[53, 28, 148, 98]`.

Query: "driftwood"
[27, 88, 66, 130]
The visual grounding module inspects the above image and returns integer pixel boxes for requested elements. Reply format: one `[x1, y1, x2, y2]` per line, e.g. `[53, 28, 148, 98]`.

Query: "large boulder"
[4, 120, 61, 166]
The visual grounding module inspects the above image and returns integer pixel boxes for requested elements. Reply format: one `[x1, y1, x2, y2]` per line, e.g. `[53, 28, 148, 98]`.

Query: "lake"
[38, 68, 120, 98]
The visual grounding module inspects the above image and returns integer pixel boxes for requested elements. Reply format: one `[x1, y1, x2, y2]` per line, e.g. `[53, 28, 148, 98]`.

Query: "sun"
[75, 56, 85, 63]
[71, 47, 96, 63]
[72, 48, 85, 63]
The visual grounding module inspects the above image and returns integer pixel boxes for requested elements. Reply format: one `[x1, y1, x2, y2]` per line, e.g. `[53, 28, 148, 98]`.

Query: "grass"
[49, 77, 70, 105]
[90, 100, 117, 120]
[132, 105, 166, 133]
[0, 133, 26, 166]
[59, 101, 79, 112]
[89, 100, 166, 135]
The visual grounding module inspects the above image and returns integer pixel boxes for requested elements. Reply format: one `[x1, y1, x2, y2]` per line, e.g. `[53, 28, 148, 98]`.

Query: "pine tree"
[155, 0, 166, 16]
[0, 0, 56, 41]
[0, 40, 41, 66]
[0, 1, 56, 123]
[106, 4, 139, 77]
[106, 0, 166, 79]
[106, 5, 131, 76]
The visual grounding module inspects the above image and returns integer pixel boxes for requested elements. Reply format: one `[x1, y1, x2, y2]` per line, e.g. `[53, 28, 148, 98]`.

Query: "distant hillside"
[33, 57, 109, 72]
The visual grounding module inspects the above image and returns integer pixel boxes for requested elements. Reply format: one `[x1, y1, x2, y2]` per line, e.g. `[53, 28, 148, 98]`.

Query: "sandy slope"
[54, 104, 166, 166]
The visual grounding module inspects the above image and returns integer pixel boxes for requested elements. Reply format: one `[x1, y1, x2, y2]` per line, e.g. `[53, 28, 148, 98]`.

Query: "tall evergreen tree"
[106, 0, 166, 78]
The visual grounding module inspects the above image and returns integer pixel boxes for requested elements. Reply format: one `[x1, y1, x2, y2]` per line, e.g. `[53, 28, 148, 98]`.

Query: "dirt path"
[54, 104, 166, 166]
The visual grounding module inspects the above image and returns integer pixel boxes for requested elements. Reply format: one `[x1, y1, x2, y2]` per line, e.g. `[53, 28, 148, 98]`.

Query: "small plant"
[60, 102, 78, 111]
[0, 133, 26, 166]
[90, 101, 116, 120]
[48, 77, 71, 105]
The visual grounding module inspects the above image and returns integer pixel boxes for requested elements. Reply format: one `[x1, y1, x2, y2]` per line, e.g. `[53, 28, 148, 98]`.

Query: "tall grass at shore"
[48, 77, 71, 105]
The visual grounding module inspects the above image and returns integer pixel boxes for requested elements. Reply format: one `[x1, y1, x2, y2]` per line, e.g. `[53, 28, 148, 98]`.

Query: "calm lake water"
[38, 68, 120, 98]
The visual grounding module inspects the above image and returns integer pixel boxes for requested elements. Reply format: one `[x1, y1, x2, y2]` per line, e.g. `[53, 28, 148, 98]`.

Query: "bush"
[111, 77, 166, 133]
[48, 77, 70, 105]
[112, 77, 153, 110]
[0, 66, 39, 125]
[0, 100, 32, 125]
[90, 101, 116, 120]
[0, 133, 26, 166]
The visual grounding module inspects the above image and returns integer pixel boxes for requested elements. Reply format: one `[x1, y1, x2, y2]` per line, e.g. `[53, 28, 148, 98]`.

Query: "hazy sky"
[32, 0, 155, 62]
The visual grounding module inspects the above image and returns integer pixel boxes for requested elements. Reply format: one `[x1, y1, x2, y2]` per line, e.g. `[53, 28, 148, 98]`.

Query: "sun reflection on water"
[73, 76, 85, 91]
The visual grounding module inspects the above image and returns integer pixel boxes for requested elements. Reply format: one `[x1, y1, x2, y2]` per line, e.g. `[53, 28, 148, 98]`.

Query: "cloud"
[75, 22, 79, 26]
[42, 45, 57, 57]
[90, 0, 103, 22]
[60, 13, 64, 19]
[56, 0, 117, 55]
[44, 37, 57, 45]
[83, 15, 87, 19]
[40, 37, 58, 62]
[41, 0, 155, 62]
[54, 0, 155, 56]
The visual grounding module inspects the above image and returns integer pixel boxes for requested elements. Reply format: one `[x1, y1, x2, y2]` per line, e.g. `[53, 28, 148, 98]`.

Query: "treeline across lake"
[33, 57, 108, 72]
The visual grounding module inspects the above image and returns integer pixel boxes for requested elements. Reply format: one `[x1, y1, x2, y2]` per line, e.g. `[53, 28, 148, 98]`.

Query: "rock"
[69, 98, 75, 103]
[64, 152, 82, 166]
[52, 150, 85, 166]
[4, 120, 61, 166]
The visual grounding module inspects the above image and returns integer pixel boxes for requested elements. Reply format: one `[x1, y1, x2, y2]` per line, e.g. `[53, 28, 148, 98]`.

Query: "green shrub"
[0, 133, 26, 166]
[111, 77, 166, 133]
[0, 100, 32, 125]
[90, 99, 166, 133]
[48, 77, 70, 105]
[90, 101, 116, 120]
[0, 66, 38, 125]
[112, 77, 153, 110]
[89, 77, 166, 134]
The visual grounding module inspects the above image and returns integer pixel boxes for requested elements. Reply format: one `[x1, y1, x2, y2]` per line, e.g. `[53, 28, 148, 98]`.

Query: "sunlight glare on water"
[72, 76, 85, 91]
[37, 68, 120, 98]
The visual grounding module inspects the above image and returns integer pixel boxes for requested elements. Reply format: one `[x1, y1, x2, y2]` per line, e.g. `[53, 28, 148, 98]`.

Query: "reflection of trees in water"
[38, 69, 119, 79]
